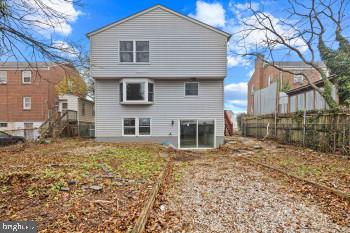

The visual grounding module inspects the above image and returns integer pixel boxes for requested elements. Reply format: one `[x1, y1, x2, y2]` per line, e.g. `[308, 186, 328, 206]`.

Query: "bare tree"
[232, 0, 350, 109]
[0, 0, 83, 67]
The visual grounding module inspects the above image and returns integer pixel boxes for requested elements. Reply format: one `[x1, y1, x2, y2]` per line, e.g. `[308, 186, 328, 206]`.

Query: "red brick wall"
[247, 58, 322, 114]
[0, 65, 77, 122]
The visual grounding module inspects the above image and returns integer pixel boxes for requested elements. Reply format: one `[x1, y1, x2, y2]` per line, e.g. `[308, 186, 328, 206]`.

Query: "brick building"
[247, 57, 324, 114]
[0, 62, 78, 139]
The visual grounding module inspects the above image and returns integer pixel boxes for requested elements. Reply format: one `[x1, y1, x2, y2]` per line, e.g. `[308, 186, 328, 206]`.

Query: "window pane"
[120, 52, 133, 62]
[136, 52, 149, 62]
[120, 82, 123, 102]
[198, 120, 215, 148]
[148, 83, 154, 102]
[180, 120, 197, 148]
[124, 127, 135, 135]
[120, 41, 133, 51]
[126, 83, 145, 100]
[185, 83, 198, 96]
[185, 89, 198, 96]
[139, 127, 150, 135]
[136, 41, 149, 51]
[124, 118, 135, 126]
[139, 118, 150, 126]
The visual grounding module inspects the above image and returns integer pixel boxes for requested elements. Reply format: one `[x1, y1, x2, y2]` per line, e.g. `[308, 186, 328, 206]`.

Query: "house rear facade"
[88, 5, 230, 149]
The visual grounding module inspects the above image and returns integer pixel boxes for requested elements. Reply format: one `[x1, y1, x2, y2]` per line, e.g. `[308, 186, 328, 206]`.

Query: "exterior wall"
[253, 82, 277, 115]
[78, 99, 95, 123]
[95, 79, 224, 147]
[247, 58, 322, 114]
[0, 65, 76, 124]
[59, 94, 79, 112]
[90, 7, 227, 79]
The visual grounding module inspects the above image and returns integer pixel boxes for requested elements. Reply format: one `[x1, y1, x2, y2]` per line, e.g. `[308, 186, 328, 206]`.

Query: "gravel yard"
[147, 137, 350, 233]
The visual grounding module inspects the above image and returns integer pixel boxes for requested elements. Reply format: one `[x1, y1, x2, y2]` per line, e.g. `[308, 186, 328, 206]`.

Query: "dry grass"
[0, 139, 167, 232]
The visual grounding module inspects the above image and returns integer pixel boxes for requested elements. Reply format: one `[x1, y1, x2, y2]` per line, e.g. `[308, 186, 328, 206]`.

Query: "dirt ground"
[147, 136, 350, 233]
[0, 139, 167, 232]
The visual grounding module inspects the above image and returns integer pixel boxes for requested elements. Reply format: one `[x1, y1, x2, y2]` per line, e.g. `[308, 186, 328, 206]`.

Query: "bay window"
[120, 78, 154, 104]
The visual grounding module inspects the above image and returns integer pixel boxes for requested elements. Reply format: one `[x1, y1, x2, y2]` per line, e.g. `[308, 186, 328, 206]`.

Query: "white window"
[0, 71, 7, 84]
[23, 96, 32, 110]
[139, 118, 151, 135]
[22, 71, 32, 84]
[123, 117, 151, 136]
[120, 78, 154, 104]
[185, 82, 199, 96]
[120, 40, 149, 63]
[0, 122, 7, 128]
[294, 75, 304, 84]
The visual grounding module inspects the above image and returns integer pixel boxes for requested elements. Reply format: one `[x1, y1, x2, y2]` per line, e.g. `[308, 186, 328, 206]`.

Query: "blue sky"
[53, 0, 286, 114]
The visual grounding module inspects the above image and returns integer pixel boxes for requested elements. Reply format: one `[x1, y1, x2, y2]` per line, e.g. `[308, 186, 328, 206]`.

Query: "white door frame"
[178, 119, 216, 150]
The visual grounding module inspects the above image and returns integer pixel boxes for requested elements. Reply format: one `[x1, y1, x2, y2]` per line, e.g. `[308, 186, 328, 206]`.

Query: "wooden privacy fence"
[240, 111, 350, 155]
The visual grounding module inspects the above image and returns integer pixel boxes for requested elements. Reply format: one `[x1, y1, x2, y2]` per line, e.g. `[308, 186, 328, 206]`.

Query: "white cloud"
[247, 69, 254, 78]
[23, 0, 81, 36]
[52, 40, 79, 58]
[224, 82, 248, 112]
[227, 55, 250, 67]
[189, 1, 226, 28]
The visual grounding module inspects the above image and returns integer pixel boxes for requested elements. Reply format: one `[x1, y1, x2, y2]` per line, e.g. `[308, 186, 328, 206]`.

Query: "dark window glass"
[139, 118, 150, 135]
[120, 41, 133, 62]
[120, 82, 123, 102]
[136, 41, 149, 62]
[0, 123, 8, 127]
[126, 83, 145, 100]
[148, 83, 154, 102]
[124, 118, 136, 135]
[185, 83, 198, 96]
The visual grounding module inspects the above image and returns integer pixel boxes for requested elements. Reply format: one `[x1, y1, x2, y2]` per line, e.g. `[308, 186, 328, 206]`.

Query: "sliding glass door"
[179, 120, 215, 149]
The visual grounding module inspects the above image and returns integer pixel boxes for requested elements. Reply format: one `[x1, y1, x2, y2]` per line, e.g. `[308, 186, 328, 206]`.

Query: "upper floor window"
[0, 123, 7, 128]
[294, 75, 304, 84]
[120, 78, 154, 104]
[23, 96, 32, 110]
[22, 71, 32, 84]
[81, 102, 86, 116]
[0, 71, 7, 84]
[185, 82, 199, 96]
[120, 40, 149, 63]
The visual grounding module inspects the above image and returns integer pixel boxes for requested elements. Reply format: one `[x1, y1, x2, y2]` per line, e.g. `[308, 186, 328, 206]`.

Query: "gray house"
[87, 5, 230, 149]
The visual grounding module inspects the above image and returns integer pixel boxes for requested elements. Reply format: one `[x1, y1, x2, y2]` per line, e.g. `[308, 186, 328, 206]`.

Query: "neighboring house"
[87, 5, 230, 149]
[247, 57, 329, 115]
[58, 94, 95, 137]
[0, 62, 77, 139]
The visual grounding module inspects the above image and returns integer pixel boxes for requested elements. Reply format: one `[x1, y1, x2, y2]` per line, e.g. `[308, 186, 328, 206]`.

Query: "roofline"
[86, 4, 231, 39]
[285, 78, 333, 95]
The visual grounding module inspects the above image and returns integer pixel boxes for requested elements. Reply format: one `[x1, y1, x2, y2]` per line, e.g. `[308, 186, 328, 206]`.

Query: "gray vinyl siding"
[95, 79, 224, 138]
[90, 7, 227, 78]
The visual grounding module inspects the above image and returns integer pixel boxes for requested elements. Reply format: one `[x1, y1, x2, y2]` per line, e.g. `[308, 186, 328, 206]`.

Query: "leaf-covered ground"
[0, 139, 167, 232]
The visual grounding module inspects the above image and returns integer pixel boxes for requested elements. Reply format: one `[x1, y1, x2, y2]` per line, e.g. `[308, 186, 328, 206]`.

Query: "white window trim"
[184, 82, 199, 97]
[294, 74, 304, 84]
[0, 71, 7, 84]
[122, 117, 152, 136]
[119, 40, 150, 64]
[177, 118, 216, 149]
[22, 70, 32, 84]
[23, 96, 32, 110]
[120, 78, 154, 104]
[268, 76, 272, 85]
